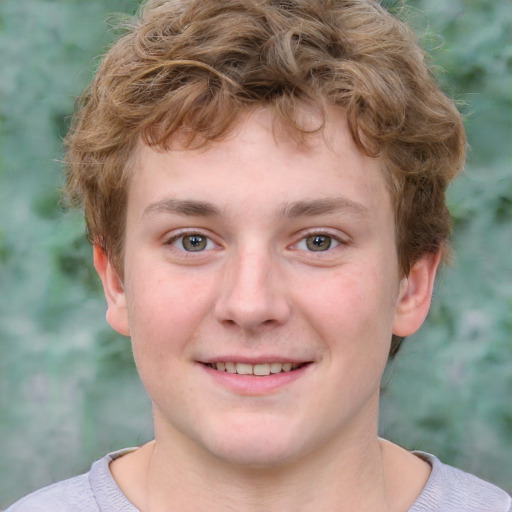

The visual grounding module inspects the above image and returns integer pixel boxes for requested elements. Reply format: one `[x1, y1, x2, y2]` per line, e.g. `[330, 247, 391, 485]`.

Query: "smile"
[204, 362, 307, 376]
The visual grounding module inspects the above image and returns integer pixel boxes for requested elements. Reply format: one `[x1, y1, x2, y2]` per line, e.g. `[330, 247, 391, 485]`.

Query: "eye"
[170, 233, 216, 252]
[296, 233, 341, 252]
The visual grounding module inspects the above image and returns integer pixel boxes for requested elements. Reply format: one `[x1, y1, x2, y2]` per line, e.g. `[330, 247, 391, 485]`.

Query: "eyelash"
[291, 230, 347, 254]
[164, 230, 220, 255]
[164, 229, 347, 255]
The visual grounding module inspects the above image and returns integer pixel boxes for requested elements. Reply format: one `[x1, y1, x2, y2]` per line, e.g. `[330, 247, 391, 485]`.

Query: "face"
[97, 108, 437, 468]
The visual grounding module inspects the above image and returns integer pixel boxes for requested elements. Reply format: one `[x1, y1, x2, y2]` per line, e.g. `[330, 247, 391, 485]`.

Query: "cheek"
[124, 263, 217, 361]
[298, 265, 397, 356]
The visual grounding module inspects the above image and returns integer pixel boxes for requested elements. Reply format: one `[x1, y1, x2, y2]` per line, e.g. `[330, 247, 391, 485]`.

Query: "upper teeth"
[207, 362, 301, 376]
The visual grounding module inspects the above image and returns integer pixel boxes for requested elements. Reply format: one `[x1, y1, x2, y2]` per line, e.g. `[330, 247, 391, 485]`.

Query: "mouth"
[203, 361, 310, 376]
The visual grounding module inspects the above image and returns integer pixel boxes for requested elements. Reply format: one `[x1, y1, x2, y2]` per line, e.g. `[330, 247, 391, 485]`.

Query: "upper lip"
[198, 355, 313, 365]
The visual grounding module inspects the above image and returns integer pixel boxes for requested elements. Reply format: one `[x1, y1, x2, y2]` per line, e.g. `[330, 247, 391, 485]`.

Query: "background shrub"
[0, 0, 510, 506]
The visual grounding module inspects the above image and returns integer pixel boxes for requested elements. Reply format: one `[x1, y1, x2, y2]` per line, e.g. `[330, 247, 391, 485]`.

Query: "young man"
[7, 0, 510, 510]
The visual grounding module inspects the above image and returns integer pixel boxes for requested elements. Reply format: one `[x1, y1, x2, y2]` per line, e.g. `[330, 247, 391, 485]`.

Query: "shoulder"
[4, 473, 96, 512]
[4, 449, 138, 512]
[410, 452, 511, 512]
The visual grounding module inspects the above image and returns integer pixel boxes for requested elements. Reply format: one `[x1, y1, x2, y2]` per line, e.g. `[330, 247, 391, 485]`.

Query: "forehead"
[128, 107, 392, 220]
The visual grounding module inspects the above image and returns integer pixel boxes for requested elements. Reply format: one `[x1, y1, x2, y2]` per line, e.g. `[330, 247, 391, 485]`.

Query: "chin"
[211, 442, 302, 470]
[201, 420, 308, 469]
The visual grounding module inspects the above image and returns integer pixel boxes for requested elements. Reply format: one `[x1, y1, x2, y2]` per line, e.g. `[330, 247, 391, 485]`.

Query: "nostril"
[213, 260, 292, 330]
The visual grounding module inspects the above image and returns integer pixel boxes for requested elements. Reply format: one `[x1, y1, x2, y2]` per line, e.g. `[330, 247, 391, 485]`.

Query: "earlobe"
[93, 244, 131, 336]
[393, 251, 441, 338]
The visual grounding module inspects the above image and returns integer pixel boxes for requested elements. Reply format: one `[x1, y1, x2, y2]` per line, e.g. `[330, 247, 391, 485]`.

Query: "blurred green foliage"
[0, 0, 510, 507]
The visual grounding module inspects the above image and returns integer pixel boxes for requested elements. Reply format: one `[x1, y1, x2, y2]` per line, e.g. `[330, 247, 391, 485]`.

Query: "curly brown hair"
[65, 0, 466, 355]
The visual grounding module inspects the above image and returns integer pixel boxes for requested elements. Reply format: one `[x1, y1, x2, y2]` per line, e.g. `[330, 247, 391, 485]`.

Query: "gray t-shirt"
[5, 449, 511, 511]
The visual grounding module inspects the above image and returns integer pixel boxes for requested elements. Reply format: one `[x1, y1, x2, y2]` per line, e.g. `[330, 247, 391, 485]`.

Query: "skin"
[95, 107, 439, 511]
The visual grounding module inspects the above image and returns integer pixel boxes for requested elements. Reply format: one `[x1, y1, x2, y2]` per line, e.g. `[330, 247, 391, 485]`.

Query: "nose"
[214, 248, 292, 332]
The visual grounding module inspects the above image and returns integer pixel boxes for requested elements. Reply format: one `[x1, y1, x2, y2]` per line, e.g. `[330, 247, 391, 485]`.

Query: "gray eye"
[181, 234, 208, 252]
[305, 235, 332, 251]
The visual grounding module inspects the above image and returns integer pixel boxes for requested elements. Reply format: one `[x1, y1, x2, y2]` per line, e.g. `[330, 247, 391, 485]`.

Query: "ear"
[93, 244, 130, 336]
[393, 251, 441, 337]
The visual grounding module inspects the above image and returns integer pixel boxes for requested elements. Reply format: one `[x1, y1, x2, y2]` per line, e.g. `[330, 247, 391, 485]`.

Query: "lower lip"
[199, 363, 312, 395]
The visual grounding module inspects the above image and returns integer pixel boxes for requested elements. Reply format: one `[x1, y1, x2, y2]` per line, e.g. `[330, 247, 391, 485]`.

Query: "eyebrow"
[142, 197, 369, 219]
[278, 198, 370, 218]
[143, 199, 222, 218]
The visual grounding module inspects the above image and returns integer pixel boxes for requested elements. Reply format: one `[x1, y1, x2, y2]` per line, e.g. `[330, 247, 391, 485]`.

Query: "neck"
[125, 415, 395, 512]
